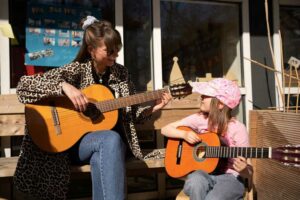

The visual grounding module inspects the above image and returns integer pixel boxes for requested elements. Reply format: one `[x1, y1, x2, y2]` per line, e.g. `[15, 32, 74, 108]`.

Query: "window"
[160, 0, 246, 122]
[161, 1, 243, 87]
[274, 0, 300, 110]
[280, 5, 300, 88]
[9, 0, 114, 88]
[123, 0, 152, 92]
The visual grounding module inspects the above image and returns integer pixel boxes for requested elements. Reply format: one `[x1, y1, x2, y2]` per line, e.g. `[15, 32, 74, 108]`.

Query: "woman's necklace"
[97, 71, 105, 83]
[94, 62, 106, 84]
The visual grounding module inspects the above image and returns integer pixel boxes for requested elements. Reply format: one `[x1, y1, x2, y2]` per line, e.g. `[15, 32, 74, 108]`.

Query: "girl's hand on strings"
[183, 130, 201, 144]
[233, 156, 249, 175]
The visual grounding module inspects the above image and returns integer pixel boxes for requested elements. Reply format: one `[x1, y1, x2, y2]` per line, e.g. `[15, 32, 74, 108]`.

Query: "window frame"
[273, 0, 300, 109]
[0, 0, 12, 94]
[153, 0, 252, 123]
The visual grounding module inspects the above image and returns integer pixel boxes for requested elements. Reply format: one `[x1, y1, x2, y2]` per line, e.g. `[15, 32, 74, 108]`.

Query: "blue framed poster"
[25, 3, 101, 67]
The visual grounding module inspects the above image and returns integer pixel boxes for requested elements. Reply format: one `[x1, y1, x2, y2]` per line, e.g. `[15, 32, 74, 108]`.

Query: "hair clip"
[82, 16, 99, 30]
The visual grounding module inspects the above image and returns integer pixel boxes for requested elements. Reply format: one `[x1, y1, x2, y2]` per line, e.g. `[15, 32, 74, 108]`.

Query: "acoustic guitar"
[25, 83, 192, 153]
[165, 126, 300, 178]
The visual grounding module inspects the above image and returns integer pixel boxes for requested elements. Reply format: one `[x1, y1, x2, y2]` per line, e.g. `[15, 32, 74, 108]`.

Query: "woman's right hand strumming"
[61, 82, 89, 112]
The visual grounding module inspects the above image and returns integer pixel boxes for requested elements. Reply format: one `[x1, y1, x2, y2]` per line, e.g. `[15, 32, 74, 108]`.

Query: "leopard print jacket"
[13, 61, 164, 199]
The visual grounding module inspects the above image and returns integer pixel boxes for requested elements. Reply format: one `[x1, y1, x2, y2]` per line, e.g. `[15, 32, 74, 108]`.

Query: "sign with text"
[25, 3, 101, 67]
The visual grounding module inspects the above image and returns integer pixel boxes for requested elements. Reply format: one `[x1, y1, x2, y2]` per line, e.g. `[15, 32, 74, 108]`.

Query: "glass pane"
[161, 1, 242, 86]
[280, 6, 300, 87]
[124, 0, 152, 92]
[285, 94, 300, 112]
[9, 0, 115, 88]
[234, 95, 246, 124]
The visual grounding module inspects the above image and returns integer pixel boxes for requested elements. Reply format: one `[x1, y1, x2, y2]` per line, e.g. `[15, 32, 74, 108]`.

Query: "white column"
[152, 0, 163, 90]
[0, 0, 11, 157]
[115, 0, 124, 66]
[242, 0, 253, 127]
[0, 0, 10, 95]
[273, 0, 284, 110]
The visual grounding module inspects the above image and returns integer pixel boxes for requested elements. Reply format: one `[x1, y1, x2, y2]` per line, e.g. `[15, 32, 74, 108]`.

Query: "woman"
[161, 78, 253, 200]
[14, 16, 171, 200]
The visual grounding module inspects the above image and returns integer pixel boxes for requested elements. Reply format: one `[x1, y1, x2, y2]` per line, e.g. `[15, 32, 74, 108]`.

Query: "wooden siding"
[249, 110, 300, 200]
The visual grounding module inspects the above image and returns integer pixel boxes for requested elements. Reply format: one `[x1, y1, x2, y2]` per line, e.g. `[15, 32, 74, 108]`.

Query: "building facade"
[2, 0, 300, 125]
[1, 0, 300, 198]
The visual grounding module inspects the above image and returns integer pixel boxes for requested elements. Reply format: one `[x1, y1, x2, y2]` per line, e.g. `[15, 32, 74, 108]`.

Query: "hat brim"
[190, 82, 217, 97]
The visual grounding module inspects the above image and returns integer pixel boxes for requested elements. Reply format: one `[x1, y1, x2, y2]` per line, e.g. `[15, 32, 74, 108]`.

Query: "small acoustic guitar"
[25, 83, 192, 153]
[165, 126, 300, 178]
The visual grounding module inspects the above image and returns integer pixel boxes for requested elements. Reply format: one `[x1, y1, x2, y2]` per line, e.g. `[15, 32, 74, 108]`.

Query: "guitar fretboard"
[95, 88, 168, 112]
[203, 146, 271, 158]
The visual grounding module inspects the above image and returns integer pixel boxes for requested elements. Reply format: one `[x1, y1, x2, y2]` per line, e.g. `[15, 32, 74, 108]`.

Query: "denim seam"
[99, 139, 106, 200]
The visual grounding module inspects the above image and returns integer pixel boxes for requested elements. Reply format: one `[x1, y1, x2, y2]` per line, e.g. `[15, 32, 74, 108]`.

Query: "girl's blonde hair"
[206, 97, 232, 136]
[74, 18, 122, 62]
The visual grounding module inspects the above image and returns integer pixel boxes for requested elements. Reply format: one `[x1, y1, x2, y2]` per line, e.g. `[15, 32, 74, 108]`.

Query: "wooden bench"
[0, 156, 166, 200]
[0, 93, 201, 199]
[175, 187, 253, 200]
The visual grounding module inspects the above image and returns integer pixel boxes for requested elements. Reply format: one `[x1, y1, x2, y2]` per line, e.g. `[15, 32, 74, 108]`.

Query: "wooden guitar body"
[25, 84, 118, 153]
[165, 127, 220, 178]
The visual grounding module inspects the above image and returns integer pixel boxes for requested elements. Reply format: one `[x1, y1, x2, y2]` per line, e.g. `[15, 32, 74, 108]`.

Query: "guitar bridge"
[51, 106, 62, 135]
[176, 140, 183, 164]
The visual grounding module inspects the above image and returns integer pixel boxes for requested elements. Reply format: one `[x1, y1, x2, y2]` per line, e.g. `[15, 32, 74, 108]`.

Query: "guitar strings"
[167, 148, 270, 158]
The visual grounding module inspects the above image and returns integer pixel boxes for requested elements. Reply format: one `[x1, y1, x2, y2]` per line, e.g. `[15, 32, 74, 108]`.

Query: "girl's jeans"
[184, 170, 245, 200]
[69, 130, 126, 200]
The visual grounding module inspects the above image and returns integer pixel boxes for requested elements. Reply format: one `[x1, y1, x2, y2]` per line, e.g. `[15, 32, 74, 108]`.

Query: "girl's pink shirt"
[180, 113, 249, 177]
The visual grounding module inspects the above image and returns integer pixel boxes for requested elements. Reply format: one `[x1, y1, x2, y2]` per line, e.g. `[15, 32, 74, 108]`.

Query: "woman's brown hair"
[206, 97, 232, 136]
[73, 18, 122, 62]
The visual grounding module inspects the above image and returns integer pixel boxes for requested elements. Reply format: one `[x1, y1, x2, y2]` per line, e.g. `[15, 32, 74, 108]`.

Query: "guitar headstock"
[273, 145, 300, 168]
[169, 83, 192, 99]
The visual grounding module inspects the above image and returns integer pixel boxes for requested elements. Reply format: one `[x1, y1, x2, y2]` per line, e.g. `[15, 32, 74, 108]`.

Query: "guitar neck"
[96, 88, 168, 112]
[205, 146, 272, 159]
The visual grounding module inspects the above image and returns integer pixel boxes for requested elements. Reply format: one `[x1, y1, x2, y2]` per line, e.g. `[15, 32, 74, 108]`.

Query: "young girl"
[161, 78, 253, 200]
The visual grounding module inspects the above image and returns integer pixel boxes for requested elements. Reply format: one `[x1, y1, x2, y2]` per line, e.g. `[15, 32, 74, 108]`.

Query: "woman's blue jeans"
[69, 130, 126, 200]
[183, 170, 245, 200]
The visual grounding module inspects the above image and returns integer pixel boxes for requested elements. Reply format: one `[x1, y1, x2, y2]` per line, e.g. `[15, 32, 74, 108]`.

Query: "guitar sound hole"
[82, 103, 103, 123]
[196, 146, 206, 159]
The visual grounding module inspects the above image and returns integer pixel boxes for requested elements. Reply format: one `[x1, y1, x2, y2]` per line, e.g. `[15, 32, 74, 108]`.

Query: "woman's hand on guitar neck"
[61, 82, 89, 112]
[152, 92, 172, 113]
